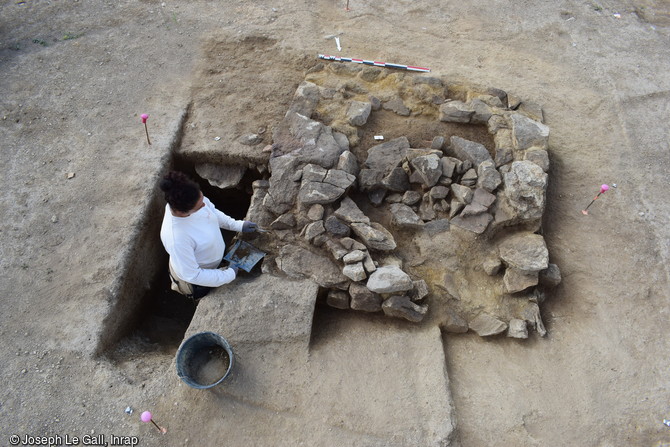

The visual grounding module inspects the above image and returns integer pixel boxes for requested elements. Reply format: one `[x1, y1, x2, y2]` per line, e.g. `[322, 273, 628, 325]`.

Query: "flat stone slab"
[163, 275, 455, 446]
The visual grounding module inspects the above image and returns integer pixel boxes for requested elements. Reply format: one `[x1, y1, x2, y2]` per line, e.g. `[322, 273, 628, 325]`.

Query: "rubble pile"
[230, 63, 562, 336]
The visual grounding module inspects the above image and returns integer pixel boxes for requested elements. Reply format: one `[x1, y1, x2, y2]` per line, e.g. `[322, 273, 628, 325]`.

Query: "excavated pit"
[102, 153, 259, 360]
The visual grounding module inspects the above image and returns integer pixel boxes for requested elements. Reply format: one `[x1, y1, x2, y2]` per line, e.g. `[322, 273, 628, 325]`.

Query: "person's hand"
[231, 266, 239, 275]
[242, 221, 259, 233]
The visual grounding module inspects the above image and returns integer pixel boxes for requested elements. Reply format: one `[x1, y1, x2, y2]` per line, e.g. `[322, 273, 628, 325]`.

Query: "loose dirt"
[1, 1, 669, 446]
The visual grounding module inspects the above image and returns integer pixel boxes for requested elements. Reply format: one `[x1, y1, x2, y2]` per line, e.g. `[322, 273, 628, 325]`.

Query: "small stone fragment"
[343, 250, 366, 264]
[324, 215, 351, 237]
[440, 309, 469, 333]
[507, 319, 529, 339]
[343, 262, 367, 281]
[334, 197, 370, 224]
[337, 150, 359, 177]
[539, 263, 561, 287]
[347, 101, 372, 126]
[349, 283, 382, 312]
[482, 257, 502, 276]
[307, 204, 325, 221]
[450, 184, 474, 204]
[382, 296, 427, 323]
[390, 203, 424, 229]
[402, 190, 422, 206]
[327, 289, 350, 309]
[503, 268, 539, 294]
[409, 279, 429, 302]
[469, 313, 508, 336]
[304, 220, 326, 242]
[460, 168, 478, 187]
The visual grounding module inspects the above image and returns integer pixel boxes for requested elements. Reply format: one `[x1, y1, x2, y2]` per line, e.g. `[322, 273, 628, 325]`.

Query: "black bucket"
[175, 331, 235, 389]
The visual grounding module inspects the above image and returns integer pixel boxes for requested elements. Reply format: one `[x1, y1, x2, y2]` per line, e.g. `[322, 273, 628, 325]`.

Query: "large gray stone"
[367, 265, 413, 293]
[287, 81, 321, 117]
[510, 113, 550, 150]
[439, 100, 474, 123]
[450, 136, 492, 168]
[477, 160, 502, 192]
[347, 100, 372, 126]
[335, 196, 370, 224]
[337, 150, 359, 177]
[503, 268, 539, 293]
[266, 155, 301, 214]
[273, 112, 345, 168]
[382, 296, 427, 323]
[195, 163, 246, 189]
[350, 222, 397, 251]
[469, 313, 508, 337]
[349, 283, 382, 312]
[410, 154, 442, 187]
[498, 232, 549, 272]
[365, 137, 410, 174]
[499, 161, 548, 223]
[277, 245, 348, 289]
[298, 181, 345, 205]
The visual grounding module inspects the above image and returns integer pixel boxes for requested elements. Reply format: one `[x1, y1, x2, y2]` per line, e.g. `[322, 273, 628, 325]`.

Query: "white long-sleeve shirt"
[160, 197, 245, 287]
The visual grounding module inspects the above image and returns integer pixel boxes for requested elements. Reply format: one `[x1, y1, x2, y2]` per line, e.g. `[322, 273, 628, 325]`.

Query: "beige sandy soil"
[1, 1, 669, 446]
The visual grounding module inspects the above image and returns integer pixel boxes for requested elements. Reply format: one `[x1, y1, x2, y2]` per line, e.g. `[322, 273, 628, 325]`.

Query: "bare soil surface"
[1, 1, 670, 446]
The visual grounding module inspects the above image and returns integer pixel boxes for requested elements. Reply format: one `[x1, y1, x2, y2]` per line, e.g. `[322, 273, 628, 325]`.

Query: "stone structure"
[241, 64, 560, 333]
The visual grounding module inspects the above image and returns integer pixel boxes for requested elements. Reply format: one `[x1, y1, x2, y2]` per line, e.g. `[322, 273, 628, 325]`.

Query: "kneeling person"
[159, 171, 258, 299]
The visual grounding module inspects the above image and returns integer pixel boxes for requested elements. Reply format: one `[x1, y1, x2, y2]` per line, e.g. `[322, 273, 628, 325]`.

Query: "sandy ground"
[1, 0, 670, 446]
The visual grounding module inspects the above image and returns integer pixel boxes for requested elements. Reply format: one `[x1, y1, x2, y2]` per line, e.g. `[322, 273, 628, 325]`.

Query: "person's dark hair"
[159, 171, 201, 213]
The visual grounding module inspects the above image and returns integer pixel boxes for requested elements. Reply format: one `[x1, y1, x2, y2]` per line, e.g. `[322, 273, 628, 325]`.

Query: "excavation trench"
[99, 152, 260, 360]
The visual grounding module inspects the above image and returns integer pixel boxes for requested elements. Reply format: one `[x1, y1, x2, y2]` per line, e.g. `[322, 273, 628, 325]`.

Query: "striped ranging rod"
[318, 54, 430, 73]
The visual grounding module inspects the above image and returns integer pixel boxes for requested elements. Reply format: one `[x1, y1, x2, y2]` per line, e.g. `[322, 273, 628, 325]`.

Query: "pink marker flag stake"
[581, 184, 609, 215]
[141, 114, 151, 145]
[141, 411, 167, 434]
